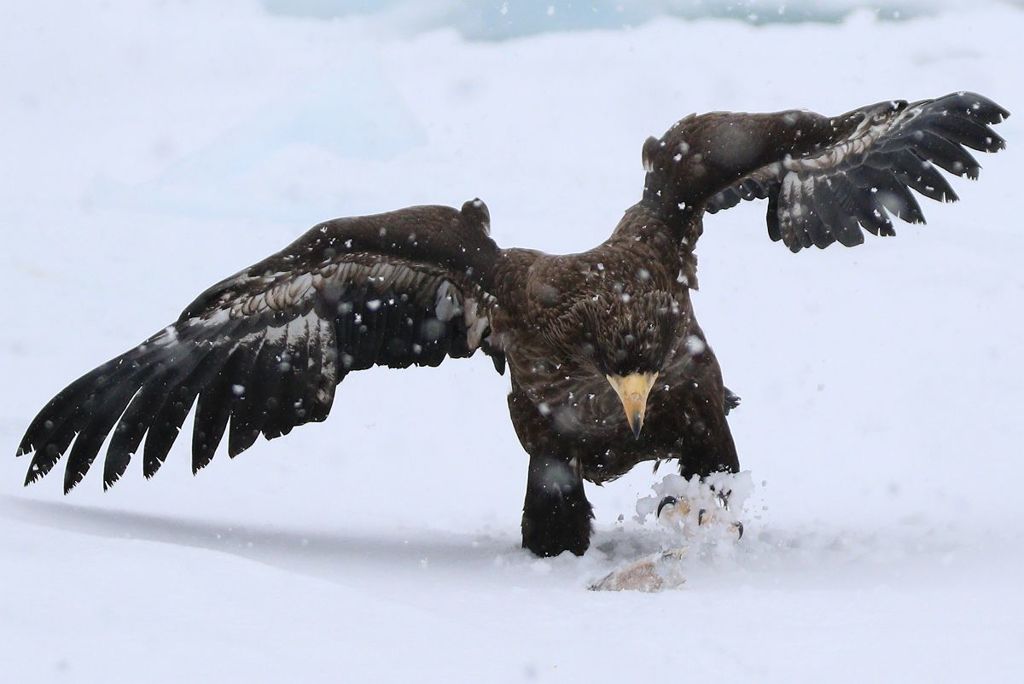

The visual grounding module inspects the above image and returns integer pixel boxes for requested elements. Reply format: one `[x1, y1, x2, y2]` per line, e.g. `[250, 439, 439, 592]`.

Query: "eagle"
[16, 92, 1008, 557]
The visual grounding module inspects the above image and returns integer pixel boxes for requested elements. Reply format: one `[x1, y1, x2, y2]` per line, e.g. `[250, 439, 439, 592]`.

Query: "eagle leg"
[677, 391, 740, 480]
[521, 453, 594, 557]
[657, 371, 744, 537]
[507, 381, 595, 556]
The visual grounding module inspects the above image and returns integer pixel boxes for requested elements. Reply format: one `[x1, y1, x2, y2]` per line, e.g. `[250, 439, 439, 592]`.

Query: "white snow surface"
[2, 1, 1023, 681]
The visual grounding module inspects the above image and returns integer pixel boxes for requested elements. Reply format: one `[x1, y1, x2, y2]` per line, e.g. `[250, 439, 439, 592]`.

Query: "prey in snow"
[16, 92, 1008, 556]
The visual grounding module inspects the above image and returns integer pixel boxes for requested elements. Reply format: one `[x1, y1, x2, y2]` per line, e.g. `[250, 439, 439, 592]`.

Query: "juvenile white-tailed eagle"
[17, 92, 1008, 556]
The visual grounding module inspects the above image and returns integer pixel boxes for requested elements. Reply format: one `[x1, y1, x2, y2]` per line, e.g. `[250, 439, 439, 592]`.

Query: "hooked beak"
[606, 372, 659, 439]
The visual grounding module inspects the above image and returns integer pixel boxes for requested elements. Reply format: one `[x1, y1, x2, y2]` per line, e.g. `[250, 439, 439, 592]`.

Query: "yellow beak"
[606, 372, 659, 439]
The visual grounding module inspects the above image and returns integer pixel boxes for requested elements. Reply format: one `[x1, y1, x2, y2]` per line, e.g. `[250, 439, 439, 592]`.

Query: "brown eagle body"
[16, 92, 1008, 556]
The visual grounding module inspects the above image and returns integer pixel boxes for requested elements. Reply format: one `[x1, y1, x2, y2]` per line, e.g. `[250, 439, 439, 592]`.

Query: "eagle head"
[576, 291, 682, 439]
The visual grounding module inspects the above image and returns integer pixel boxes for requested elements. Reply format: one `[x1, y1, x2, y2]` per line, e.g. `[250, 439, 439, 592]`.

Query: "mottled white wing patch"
[188, 257, 492, 358]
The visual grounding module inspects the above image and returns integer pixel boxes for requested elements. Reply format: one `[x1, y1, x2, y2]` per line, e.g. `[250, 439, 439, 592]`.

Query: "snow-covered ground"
[2, 0, 1022, 681]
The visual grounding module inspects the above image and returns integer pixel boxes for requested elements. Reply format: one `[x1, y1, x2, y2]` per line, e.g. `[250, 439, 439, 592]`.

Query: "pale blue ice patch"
[260, 0, 982, 41]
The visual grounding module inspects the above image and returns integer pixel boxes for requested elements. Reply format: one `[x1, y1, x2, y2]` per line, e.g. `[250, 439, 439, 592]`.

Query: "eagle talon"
[657, 495, 678, 518]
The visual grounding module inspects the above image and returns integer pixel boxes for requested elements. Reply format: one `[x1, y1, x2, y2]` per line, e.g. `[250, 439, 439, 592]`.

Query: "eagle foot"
[656, 493, 743, 539]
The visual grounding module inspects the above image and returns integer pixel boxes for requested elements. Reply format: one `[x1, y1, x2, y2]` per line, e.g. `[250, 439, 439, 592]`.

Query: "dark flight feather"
[645, 92, 1008, 252]
[18, 202, 501, 491]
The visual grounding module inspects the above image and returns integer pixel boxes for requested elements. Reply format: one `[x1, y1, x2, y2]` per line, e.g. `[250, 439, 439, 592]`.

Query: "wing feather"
[18, 201, 503, 491]
[190, 354, 236, 475]
[646, 92, 1007, 252]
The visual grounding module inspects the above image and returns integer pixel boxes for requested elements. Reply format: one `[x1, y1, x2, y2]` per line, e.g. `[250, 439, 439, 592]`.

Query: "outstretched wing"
[641, 92, 1009, 251]
[17, 200, 503, 492]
